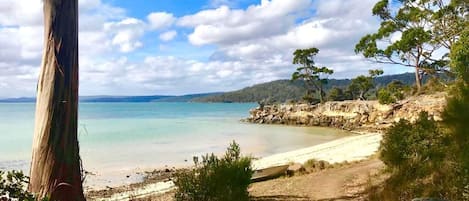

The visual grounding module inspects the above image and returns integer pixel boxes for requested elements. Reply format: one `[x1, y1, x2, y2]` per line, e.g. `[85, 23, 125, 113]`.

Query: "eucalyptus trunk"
[29, 0, 85, 200]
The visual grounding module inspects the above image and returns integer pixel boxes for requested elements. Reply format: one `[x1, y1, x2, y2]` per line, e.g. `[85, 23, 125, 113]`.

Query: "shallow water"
[0, 102, 350, 177]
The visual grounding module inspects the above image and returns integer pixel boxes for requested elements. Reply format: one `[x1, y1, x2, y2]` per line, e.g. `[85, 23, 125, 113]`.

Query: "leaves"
[355, 0, 465, 89]
[291, 48, 334, 103]
[174, 141, 253, 201]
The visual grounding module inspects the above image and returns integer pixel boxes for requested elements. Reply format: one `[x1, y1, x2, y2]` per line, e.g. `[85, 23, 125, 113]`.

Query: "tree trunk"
[415, 66, 422, 90]
[29, 0, 84, 200]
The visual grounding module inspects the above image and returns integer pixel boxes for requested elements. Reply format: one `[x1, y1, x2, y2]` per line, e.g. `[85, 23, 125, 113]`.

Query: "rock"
[244, 92, 446, 131]
[286, 163, 305, 176]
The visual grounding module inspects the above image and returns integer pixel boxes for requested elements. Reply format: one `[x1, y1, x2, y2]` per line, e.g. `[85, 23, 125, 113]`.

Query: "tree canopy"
[292, 48, 334, 103]
[355, 0, 464, 90]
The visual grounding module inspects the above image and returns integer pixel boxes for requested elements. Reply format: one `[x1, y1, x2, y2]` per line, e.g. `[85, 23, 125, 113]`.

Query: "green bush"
[377, 89, 395, 104]
[378, 80, 408, 104]
[0, 170, 35, 201]
[327, 87, 347, 101]
[378, 112, 463, 200]
[174, 141, 253, 201]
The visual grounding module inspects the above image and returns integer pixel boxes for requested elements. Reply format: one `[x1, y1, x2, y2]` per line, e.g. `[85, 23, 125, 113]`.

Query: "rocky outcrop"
[246, 92, 446, 131]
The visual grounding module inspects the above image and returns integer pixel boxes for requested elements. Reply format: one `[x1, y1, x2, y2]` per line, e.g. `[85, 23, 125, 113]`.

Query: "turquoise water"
[0, 102, 350, 175]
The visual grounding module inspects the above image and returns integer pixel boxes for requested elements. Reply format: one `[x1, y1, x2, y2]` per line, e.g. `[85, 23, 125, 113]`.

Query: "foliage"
[355, 0, 462, 89]
[378, 80, 407, 104]
[378, 112, 460, 200]
[194, 73, 430, 103]
[0, 170, 35, 201]
[348, 69, 383, 100]
[442, 82, 469, 197]
[174, 141, 253, 201]
[420, 77, 447, 94]
[349, 75, 373, 100]
[450, 27, 469, 83]
[291, 48, 334, 103]
[327, 87, 347, 101]
[377, 88, 395, 104]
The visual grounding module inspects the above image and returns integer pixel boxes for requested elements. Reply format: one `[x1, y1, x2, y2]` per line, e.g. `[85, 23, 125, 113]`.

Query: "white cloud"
[180, 0, 384, 78]
[0, 0, 43, 26]
[147, 12, 176, 30]
[105, 18, 146, 53]
[159, 30, 178, 41]
[178, 0, 312, 45]
[0, 0, 411, 98]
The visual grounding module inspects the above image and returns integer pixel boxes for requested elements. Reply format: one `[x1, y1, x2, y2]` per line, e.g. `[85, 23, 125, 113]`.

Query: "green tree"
[355, 0, 452, 90]
[449, 27, 469, 83]
[349, 76, 373, 100]
[292, 48, 334, 103]
[328, 87, 347, 101]
[442, 24, 469, 197]
[348, 69, 383, 100]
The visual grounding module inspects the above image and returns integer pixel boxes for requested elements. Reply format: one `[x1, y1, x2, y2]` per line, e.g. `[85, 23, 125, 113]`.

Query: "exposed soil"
[132, 159, 385, 201]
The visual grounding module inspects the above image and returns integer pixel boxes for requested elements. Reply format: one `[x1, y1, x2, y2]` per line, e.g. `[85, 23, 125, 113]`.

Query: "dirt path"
[249, 159, 384, 201]
[135, 159, 384, 201]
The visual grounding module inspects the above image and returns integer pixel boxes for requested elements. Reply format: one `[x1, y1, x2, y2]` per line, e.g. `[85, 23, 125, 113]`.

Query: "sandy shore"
[87, 132, 382, 201]
[252, 132, 382, 169]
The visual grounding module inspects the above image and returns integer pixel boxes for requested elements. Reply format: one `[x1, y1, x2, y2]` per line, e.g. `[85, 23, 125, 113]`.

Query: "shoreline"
[87, 131, 383, 200]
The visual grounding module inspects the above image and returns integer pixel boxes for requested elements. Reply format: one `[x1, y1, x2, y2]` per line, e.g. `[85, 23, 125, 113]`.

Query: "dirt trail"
[135, 159, 384, 201]
[249, 159, 384, 201]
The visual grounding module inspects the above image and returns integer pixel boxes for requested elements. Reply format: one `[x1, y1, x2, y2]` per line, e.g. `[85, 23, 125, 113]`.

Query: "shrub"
[328, 87, 347, 101]
[377, 89, 395, 104]
[174, 141, 253, 201]
[378, 80, 407, 104]
[0, 170, 35, 201]
[378, 112, 462, 200]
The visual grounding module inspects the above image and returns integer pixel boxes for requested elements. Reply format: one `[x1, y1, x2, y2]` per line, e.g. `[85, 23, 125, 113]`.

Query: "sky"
[0, 0, 412, 98]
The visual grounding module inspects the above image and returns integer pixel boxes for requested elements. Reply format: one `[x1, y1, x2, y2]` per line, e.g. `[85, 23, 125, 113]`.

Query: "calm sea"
[0, 102, 349, 182]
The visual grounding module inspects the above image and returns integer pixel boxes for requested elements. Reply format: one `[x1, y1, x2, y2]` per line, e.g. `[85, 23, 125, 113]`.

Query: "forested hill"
[192, 73, 419, 103]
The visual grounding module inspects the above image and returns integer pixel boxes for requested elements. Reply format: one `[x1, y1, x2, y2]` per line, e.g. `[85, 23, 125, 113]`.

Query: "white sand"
[252, 132, 382, 169]
[89, 132, 382, 201]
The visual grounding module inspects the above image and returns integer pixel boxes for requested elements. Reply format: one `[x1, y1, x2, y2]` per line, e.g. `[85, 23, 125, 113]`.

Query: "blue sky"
[0, 0, 413, 98]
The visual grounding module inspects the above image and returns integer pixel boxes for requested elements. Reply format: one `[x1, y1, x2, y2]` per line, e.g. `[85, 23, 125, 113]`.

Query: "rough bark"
[29, 0, 85, 200]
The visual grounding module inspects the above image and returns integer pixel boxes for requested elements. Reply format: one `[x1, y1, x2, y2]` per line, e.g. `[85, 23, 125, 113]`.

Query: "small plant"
[0, 170, 35, 201]
[174, 141, 253, 201]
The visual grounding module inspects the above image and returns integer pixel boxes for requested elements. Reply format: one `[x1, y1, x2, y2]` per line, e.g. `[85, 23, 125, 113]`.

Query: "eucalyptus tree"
[355, 0, 464, 90]
[291, 48, 334, 103]
[348, 69, 383, 100]
[29, 0, 85, 200]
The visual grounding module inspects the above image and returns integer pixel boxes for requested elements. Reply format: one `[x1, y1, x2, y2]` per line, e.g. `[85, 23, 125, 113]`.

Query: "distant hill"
[0, 93, 219, 103]
[193, 73, 420, 103]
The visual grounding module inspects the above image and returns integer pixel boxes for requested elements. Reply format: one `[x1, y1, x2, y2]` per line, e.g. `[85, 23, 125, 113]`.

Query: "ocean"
[0, 102, 350, 187]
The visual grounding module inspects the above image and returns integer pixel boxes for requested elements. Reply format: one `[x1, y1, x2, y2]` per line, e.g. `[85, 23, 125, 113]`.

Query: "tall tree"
[355, 0, 456, 90]
[291, 48, 334, 103]
[29, 0, 84, 200]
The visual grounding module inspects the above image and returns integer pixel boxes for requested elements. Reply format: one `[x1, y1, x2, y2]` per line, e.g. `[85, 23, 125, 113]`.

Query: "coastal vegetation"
[173, 142, 253, 201]
[291, 48, 334, 103]
[0, 0, 466, 200]
[0, 171, 38, 201]
[193, 72, 424, 103]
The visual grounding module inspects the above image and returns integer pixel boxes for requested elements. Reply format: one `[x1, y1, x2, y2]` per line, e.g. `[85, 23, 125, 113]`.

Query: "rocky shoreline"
[246, 92, 446, 132]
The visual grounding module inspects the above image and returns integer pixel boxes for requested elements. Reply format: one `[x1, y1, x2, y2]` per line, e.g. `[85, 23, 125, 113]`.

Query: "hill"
[0, 93, 219, 103]
[193, 73, 419, 103]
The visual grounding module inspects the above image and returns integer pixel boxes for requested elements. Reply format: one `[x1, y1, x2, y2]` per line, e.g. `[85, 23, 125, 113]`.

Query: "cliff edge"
[246, 92, 446, 132]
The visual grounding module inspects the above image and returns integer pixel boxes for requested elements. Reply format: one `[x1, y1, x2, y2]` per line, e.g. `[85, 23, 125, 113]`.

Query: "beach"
[87, 132, 383, 200]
